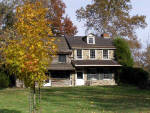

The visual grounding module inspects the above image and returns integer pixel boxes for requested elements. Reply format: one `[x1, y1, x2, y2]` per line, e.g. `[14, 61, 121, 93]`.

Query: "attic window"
[89, 38, 94, 44]
[87, 34, 95, 44]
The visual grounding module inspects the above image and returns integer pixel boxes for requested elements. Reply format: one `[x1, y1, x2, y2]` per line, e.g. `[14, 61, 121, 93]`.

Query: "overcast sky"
[63, 0, 150, 48]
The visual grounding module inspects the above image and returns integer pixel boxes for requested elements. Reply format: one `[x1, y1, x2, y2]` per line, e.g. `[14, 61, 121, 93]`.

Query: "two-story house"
[44, 33, 121, 87]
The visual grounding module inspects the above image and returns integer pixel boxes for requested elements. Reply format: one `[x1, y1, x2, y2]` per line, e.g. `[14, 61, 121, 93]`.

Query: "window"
[103, 74, 112, 79]
[77, 49, 82, 59]
[103, 74, 110, 79]
[90, 49, 95, 59]
[87, 68, 98, 80]
[89, 38, 94, 44]
[103, 50, 109, 59]
[87, 73, 113, 80]
[88, 37, 95, 44]
[59, 55, 66, 63]
[77, 72, 83, 79]
[87, 34, 95, 44]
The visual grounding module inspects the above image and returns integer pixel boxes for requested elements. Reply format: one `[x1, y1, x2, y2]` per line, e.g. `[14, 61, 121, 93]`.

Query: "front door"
[76, 72, 84, 86]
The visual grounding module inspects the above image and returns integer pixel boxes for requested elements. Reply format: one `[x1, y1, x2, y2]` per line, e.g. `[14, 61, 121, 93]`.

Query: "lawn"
[0, 86, 150, 113]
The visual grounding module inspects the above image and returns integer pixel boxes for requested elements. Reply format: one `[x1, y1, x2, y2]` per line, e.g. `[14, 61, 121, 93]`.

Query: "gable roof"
[66, 36, 115, 49]
[55, 37, 72, 54]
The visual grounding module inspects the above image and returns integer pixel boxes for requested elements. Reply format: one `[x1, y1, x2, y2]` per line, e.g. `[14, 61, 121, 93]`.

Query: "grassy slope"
[0, 86, 150, 113]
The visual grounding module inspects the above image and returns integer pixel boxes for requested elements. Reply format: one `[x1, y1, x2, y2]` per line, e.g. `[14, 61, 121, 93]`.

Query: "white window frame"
[87, 35, 95, 44]
[76, 71, 84, 80]
[76, 49, 83, 60]
[102, 49, 110, 60]
[89, 49, 96, 59]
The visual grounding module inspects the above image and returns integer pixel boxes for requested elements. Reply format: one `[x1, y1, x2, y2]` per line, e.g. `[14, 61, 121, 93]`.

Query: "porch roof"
[47, 64, 75, 71]
[72, 60, 121, 67]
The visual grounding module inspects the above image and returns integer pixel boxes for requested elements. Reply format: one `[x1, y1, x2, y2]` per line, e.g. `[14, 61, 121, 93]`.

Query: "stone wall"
[83, 50, 89, 60]
[85, 80, 116, 86]
[70, 73, 75, 86]
[109, 50, 114, 60]
[51, 78, 71, 87]
[96, 50, 103, 60]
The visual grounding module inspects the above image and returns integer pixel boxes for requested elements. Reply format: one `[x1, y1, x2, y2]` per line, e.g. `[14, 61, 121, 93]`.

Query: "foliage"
[114, 37, 134, 67]
[0, 71, 9, 88]
[2, 1, 57, 112]
[63, 16, 78, 36]
[0, 1, 16, 29]
[4, 1, 57, 87]
[41, 0, 78, 36]
[0, 0, 77, 37]
[143, 46, 150, 73]
[44, 0, 77, 36]
[117, 67, 149, 89]
[76, 0, 147, 39]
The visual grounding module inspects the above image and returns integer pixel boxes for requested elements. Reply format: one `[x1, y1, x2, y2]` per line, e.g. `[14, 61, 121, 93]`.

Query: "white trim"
[87, 37, 95, 44]
[87, 34, 95, 44]
[75, 71, 85, 86]
[75, 65, 122, 67]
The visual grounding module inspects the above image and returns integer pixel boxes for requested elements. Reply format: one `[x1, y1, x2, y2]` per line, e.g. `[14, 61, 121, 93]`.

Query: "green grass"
[0, 86, 150, 113]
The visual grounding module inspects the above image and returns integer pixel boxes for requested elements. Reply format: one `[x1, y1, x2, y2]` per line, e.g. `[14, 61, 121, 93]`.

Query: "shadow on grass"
[0, 88, 5, 90]
[41, 86, 150, 112]
[0, 109, 21, 113]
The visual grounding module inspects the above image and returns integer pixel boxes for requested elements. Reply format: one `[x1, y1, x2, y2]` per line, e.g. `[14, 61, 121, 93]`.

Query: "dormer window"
[89, 38, 94, 44]
[87, 34, 95, 44]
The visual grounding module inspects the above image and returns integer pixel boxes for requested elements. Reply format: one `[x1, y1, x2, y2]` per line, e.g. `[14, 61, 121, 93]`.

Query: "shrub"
[0, 72, 9, 88]
[118, 67, 149, 89]
[113, 38, 134, 67]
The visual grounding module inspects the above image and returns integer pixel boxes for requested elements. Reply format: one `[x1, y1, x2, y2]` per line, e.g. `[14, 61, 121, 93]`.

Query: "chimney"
[101, 33, 111, 39]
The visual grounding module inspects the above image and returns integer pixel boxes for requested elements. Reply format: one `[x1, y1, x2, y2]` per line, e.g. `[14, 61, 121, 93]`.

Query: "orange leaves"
[4, 1, 57, 87]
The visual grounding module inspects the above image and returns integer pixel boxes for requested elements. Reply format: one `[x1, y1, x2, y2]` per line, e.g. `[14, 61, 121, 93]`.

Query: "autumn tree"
[63, 16, 78, 36]
[0, 0, 78, 37]
[2, 1, 57, 113]
[76, 0, 147, 39]
[40, 0, 78, 36]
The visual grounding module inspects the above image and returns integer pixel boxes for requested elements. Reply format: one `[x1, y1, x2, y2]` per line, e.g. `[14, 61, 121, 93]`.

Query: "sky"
[63, 0, 150, 49]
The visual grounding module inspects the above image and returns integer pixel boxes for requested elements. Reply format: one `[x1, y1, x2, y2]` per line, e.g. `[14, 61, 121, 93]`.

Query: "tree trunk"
[33, 83, 36, 113]
[38, 87, 41, 113]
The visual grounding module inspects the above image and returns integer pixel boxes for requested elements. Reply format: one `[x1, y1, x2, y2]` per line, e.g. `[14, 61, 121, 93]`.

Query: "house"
[44, 33, 121, 87]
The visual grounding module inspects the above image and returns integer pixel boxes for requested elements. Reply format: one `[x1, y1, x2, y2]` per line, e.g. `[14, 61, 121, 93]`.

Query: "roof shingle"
[66, 36, 115, 49]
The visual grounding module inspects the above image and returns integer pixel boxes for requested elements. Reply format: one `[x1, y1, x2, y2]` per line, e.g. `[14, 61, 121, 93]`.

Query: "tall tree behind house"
[0, 0, 77, 36]
[76, 0, 147, 64]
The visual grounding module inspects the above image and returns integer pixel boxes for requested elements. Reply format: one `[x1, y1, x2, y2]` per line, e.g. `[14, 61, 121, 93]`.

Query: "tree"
[63, 16, 77, 36]
[42, 0, 78, 36]
[114, 38, 134, 67]
[142, 45, 150, 73]
[0, 0, 78, 36]
[2, 1, 57, 113]
[0, 2, 15, 29]
[76, 0, 147, 39]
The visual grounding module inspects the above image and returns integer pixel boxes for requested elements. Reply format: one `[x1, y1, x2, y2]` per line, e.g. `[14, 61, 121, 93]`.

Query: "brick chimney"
[101, 33, 111, 39]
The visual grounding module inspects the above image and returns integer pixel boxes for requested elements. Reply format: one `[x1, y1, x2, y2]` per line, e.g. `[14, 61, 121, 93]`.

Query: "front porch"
[74, 67, 118, 86]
